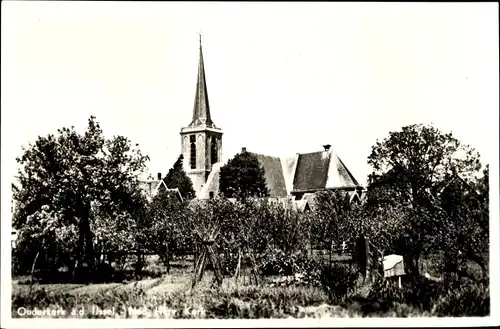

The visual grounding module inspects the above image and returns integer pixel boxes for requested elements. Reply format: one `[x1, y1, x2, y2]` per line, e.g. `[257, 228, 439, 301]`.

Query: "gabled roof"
[251, 153, 288, 198]
[435, 173, 480, 197]
[292, 149, 361, 192]
[198, 162, 223, 199]
[293, 151, 330, 191]
[301, 192, 318, 210]
[139, 179, 184, 202]
[280, 155, 298, 194]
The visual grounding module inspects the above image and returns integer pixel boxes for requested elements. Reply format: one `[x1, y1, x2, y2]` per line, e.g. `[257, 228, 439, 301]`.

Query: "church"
[146, 38, 365, 207]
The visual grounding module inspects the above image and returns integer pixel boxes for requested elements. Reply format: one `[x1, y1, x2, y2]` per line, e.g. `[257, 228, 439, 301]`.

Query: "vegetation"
[11, 119, 490, 318]
[219, 150, 269, 199]
[163, 154, 196, 200]
[12, 116, 149, 280]
[366, 123, 486, 278]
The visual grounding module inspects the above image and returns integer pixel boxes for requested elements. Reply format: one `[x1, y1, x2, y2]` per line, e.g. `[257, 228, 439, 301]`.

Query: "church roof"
[293, 151, 330, 191]
[239, 147, 362, 199]
[292, 149, 361, 192]
[280, 155, 298, 194]
[198, 162, 223, 199]
[188, 39, 216, 129]
[251, 153, 288, 198]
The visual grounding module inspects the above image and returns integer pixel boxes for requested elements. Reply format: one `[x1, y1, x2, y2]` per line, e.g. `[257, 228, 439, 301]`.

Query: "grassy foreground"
[11, 253, 490, 319]
[12, 273, 353, 319]
[12, 270, 489, 319]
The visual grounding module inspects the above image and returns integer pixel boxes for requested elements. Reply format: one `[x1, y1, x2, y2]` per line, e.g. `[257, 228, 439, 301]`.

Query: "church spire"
[189, 34, 215, 128]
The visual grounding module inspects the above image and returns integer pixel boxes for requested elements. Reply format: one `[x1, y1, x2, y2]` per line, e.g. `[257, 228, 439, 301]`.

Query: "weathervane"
[198, 31, 202, 46]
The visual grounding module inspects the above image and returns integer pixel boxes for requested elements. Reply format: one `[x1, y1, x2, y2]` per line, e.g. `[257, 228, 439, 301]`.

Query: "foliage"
[366, 123, 485, 276]
[12, 116, 149, 278]
[310, 190, 358, 251]
[368, 124, 482, 203]
[163, 154, 195, 200]
[137, 188, 190, 271]
[219, 151, 269, 199]
[363, 276, 489, 317]
[318, 263, 358, 304]
[431, 280, 489, 316]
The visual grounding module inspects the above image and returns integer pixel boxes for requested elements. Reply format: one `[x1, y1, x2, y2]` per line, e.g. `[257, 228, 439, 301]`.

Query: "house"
[138, 172, 184, 203]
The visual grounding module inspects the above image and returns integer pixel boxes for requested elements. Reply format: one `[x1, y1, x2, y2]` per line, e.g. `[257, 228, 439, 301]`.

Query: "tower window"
[190, 135, 196, 169]
[211, 137, 218, 166]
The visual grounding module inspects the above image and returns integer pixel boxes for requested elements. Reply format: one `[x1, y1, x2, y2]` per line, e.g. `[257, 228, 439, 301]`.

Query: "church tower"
[180, 37, 223, 197]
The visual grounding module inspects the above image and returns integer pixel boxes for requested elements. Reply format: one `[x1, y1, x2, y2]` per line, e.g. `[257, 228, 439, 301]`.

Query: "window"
[190, 135, 196, 169]
[209, 191, 214, 199]
[210, 137, 218, 166]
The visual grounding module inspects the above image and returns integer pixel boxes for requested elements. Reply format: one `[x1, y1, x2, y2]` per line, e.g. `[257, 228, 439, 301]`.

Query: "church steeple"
[180, 35, 223, 198]
[189, 35, 215, 128]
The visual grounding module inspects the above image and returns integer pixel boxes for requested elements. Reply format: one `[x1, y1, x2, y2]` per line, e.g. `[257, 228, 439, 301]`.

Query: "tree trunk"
[192, 247, 209, 289]
[207, 243, 223, 286]
[414, 249, 421, 277]
[165, 244, 170, 274]
[233, 248, 242, 285]
[248, 250, 259, 286]
[29, 251, 40, 299]
[329, 240, 333, 269]
[194, 244, 199, 271]
[78, 205, 95, 280]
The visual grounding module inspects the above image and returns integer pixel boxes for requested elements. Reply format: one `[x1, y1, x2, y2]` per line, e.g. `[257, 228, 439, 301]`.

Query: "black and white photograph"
[1, 1, 498, 327]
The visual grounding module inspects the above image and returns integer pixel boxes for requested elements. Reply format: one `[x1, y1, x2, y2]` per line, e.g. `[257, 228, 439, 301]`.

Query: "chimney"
[157, 172, 162, 180]
[323, 144, 331, 152]
[242, 147, 247, 153]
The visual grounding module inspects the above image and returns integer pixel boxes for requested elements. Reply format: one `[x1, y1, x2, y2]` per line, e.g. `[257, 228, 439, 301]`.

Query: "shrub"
[258, 247, 304, 276]
[364, 279, 406, 314]
[431, 280, 489, 316]
[319, 263, 358, 304]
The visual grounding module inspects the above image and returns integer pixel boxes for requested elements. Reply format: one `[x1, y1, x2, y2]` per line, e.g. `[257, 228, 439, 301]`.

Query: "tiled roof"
[252, 153, 288, 198]
[293, 151, 331, 191]
[292, 150, 361, 192]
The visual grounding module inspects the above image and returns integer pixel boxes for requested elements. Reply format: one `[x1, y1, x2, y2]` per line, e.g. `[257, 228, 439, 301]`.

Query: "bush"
[258, 247, 305, 276]
[363, 275, 489, 317]
[319, 263, 358, 304]
[431, 280, 489, 316]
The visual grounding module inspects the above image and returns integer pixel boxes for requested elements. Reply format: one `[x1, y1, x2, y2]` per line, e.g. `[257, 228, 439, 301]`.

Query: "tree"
[219, 151, 269, 199]
[137, 188, 187, 273]
[312, 190, 355, 252]
[163, 154, 195, 200]
[438, 167, 489, 281]
[368, 124, 482, 206]
[366, 123, 483, 277]
[12, 116, 149, 280]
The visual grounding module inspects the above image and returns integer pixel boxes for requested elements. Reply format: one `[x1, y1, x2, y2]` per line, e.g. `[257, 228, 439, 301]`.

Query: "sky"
[2, 2, 498, 187]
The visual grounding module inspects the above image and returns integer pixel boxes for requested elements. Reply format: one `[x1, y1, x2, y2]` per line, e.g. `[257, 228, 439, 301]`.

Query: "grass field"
[11, 254, 489, 319]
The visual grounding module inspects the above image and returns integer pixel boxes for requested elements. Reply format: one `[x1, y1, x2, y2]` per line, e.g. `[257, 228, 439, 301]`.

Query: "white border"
[2, 1, 499, 328]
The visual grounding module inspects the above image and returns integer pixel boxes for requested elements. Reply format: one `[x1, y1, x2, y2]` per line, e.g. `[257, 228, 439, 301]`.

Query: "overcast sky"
[2, 2, 498, 186]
